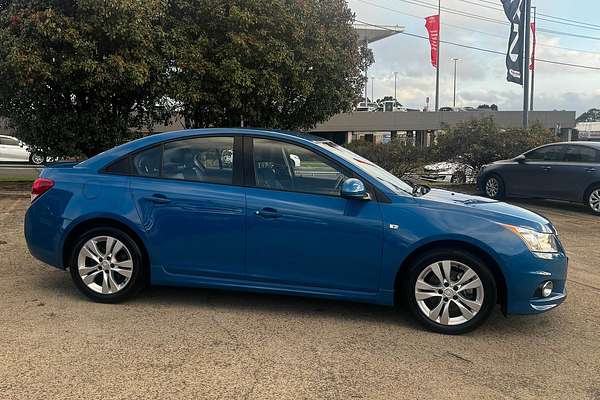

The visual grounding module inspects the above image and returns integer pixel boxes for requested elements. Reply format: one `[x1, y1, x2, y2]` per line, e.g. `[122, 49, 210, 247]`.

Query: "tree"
[0, 0, 169, 157]
[165, 0, 371, 129]
[345, 139, 432, 177]
[433, 117, 555, 171]
[576, 108, 600, 123]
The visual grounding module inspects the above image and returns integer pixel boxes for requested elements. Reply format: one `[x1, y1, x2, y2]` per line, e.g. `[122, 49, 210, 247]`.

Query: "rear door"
[552, 145, 600, 201]
[128, 135, 247, 279]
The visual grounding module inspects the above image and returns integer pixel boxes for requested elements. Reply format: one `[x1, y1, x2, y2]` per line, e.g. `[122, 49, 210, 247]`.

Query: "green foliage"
[166, 0, 370, 129]
[0, 0, 371, 157]
[345, 139, 432, 177]
[576, 108, 600, 123]
[433, 117, 556, 171]
[0, 0, 169, 157]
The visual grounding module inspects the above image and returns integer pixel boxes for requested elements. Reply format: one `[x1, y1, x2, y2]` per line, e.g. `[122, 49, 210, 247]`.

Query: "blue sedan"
[24, 129, 568, 334]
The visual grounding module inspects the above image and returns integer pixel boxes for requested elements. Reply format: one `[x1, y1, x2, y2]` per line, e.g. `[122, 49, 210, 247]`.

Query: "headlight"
[502, 224, 560, 254]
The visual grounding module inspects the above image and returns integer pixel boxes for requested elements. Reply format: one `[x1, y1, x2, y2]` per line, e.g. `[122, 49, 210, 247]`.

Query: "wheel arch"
[582, 181, 600, 203]
[393, 239, 508, 314]
[62, 217, 151, 280]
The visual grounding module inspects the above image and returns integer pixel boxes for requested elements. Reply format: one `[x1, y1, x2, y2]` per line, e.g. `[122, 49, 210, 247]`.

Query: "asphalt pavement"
[0, 193, 599, 399]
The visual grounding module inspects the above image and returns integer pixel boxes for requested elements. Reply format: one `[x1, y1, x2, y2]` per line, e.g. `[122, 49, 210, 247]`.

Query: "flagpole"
[522, 0, 531, 128]
[434, 0, 441, 112]
[530, 6, 536, 111]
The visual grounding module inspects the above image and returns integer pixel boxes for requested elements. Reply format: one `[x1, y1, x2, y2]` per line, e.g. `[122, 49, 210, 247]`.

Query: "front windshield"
[317, 141, 414, 195]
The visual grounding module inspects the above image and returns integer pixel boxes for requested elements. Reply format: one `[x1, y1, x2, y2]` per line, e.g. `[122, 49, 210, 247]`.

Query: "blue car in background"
[24, 129, 568, 334]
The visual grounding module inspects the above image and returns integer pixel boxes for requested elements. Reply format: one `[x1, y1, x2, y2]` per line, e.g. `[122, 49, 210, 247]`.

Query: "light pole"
[451, 58, 460, 108]
[371, 77, 375, 104]
[394, 72, 398, 104]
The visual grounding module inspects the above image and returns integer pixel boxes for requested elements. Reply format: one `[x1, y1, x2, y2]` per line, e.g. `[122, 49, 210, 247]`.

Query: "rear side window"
[162, 136, 234, 184]
[565, 146, 599, 163]
[525, 145, 566, 162]
[105, 157, 131, 175]
[132, 145, 162, 177]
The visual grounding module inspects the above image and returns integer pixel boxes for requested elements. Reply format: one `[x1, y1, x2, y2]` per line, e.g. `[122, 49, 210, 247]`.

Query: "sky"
[347, 0, 600, 116]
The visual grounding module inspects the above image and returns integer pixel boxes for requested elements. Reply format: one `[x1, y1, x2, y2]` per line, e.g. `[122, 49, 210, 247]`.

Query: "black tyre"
[69, 227, 146, 303]
[29, 153, 45, 165]
[483, 174, 505, 200]
[403, 248, 497, 335]
[585, 185, 600, 215]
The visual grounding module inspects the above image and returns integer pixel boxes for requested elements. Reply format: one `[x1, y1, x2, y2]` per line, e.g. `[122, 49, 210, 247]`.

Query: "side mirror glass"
[341, 178, 369, 200]
[515, 154, 526, 163]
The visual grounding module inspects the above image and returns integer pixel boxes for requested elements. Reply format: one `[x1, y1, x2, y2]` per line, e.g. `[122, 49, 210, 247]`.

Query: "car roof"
[78, 128, 327, 170]
[538, 141, 600, 149]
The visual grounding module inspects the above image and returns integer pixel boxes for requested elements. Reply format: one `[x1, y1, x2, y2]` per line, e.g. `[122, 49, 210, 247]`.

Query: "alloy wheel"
[414, 260, 484, 326]
[485, 177, 499, 198]
[589, 189, 600, 213]
[77, 236, 134, 295]
[31, 154, 45, 165]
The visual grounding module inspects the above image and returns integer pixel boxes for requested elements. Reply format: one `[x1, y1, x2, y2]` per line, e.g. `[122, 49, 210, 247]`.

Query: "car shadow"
[34, 269, 554, 336]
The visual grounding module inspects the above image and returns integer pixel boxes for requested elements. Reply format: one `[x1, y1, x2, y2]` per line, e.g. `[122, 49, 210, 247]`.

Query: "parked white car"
[0, 135, 46, 164]
[420, 161, 474, 184]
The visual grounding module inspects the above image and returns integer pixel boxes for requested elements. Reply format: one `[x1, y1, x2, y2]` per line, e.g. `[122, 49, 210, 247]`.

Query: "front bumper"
[505, 252, 568, 315]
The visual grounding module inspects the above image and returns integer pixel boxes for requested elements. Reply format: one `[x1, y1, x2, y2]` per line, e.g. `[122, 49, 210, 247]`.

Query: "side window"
[1, 137, 19, 146]
[253, 138, 348, 196]
[132, 145, 162, 178]
[525, 145, 566, 162]
[105, 157, 131, 175]
[162, 136, 234, 184]
[565, 146, 599, 163]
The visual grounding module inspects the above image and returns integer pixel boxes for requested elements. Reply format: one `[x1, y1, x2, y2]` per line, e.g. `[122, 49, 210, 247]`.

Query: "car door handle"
[144, 194, 171, 204]
[586, 168, 596, 173]
[542, 166, 552, 171]
[254, 207, 280, 219]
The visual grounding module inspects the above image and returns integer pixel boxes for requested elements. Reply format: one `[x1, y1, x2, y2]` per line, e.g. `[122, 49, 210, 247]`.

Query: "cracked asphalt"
[1, 193, 599, 399]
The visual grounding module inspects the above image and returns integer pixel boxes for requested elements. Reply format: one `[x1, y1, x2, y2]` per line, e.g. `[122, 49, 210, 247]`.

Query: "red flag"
[529, 21, 536, 71]
[425, 15, 440, 68]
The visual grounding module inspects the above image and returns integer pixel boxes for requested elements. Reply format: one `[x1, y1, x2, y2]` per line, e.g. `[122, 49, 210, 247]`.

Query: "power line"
[393, 0, 600, 41]
[354, 19, 600, 71]
[354, 0, 600, 55]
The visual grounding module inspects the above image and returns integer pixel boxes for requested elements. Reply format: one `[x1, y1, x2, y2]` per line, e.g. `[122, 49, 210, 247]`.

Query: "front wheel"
[404, 248, 497, 334]
[483, 174, 505, 200]
[586, 185, 600, 215]
[69, 227, 146, 303]
[29, 154, 45, 165]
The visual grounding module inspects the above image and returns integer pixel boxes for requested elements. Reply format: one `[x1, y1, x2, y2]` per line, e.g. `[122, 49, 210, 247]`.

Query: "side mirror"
[515, 154, 526, 163]
[341, 178, 370, 200]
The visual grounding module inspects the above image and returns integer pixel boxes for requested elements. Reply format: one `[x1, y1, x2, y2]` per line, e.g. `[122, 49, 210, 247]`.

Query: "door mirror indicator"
[341, 178, 370, 200]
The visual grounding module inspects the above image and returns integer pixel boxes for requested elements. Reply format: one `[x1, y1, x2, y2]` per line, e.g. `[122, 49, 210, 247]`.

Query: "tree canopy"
[0, 0, 371, 157]
[576, 108, 600, 123]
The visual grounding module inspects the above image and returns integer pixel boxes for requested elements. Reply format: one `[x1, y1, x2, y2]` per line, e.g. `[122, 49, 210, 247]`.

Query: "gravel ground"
[0, 194, 599, 400]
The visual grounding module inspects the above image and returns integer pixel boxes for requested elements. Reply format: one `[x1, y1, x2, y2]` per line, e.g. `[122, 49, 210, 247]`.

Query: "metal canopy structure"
[353, 23, 404, 44]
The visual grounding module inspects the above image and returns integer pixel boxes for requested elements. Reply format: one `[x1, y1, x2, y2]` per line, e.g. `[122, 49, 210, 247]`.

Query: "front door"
[129, 136, 246, 279]
[245, 137, 383, 292]
[505, 144, 567, 198]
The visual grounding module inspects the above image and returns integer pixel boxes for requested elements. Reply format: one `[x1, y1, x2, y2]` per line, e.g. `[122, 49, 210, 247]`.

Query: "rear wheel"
[404, 248, 497, 334]
[483, 174, 505, 200]
[69, 227, 145, 303]
[586, 185, 600, 215]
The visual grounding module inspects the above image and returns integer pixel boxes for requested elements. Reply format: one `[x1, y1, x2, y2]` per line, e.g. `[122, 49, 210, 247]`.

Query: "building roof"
[353, 24, 404, 44]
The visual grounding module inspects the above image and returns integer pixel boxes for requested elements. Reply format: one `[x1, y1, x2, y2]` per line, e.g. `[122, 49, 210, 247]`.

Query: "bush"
[433, 117, 556, 171]
[345, 139, 432, 177]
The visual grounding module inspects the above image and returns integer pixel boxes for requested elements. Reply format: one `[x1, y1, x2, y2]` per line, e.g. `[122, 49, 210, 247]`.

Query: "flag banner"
[501, 0, 525, 84]
[529, 21, 536, 70]
[425, 15, 440, 68]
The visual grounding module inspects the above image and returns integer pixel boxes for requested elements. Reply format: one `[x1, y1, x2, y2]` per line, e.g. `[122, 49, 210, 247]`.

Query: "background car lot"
[1, 191, 599, 399]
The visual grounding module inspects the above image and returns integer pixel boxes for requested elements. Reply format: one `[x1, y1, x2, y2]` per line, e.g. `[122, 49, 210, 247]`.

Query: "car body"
[0, 135, 47, 164]
[439, 107, 455, 112]
[421, 161, 474, 184]
[25, 129, 568, 334]
[460, 106, 478, 112]
[478, 141, 600, 214]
